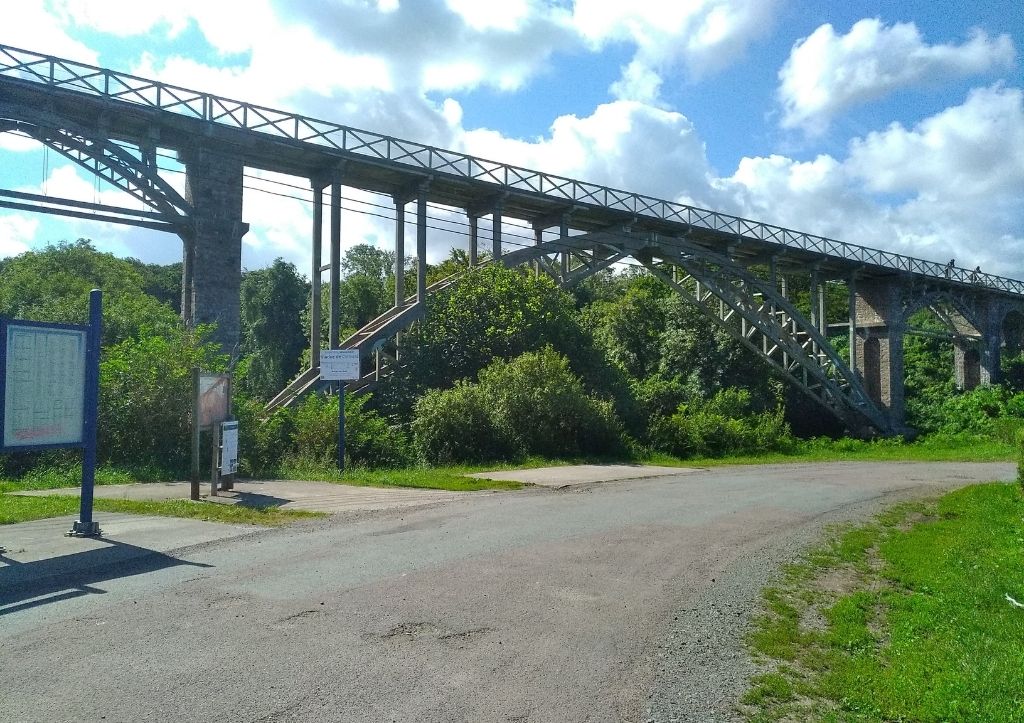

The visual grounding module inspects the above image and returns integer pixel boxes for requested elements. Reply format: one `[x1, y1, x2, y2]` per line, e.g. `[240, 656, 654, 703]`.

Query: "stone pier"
[180, 146, 248, 353]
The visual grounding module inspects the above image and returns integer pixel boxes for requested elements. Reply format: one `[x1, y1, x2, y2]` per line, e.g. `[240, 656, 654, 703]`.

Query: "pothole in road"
[375, 621, 494, 645]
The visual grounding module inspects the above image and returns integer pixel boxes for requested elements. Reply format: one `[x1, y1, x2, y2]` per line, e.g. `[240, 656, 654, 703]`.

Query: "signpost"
[0, 289, 102, 537]
[319, 349, 360, 471]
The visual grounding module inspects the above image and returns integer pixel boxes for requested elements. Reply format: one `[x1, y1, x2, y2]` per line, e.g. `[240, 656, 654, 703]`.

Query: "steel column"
[469, 214, 478, 266]
[329, 180, 341, 348]
[394, 196, 406, 305]
[492, 201, 502, 262]
[310, 180, 324, 367]
[417, 183, 428, 303]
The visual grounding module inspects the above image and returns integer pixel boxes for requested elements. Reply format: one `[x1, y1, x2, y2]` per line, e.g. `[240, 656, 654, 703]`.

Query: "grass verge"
[0, 493, 322, 526]
[741, 482, 1024, 721]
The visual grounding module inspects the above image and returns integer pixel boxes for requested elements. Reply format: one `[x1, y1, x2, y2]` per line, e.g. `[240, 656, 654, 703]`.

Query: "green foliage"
[0, 239, 179, 344]
[412, 347, 626, 465]
[239, 258, 308, 399]
[746, 485, 1024, 721]
[411, 383, 502, 465]
[581, 273, 668, 379]
[650, 388, 794, 458]
[1017, 427, 1024, 490]
[127, 258, 182, 313]
[99, 326, 225, 470]
[236, 392, 412, 475]
[304, 243, 397, 350]
[382, 265, 631, 423]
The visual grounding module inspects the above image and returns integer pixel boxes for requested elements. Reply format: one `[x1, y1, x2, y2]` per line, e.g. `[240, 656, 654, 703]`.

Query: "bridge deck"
[0, 43, 1019, 296]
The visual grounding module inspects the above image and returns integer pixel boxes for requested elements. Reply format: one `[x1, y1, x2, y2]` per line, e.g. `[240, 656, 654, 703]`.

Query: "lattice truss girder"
[499, 231, 889, 431]
[573, 234, 891, 432]
[3, 119, 191, 223]
[488, 231, 883, 428]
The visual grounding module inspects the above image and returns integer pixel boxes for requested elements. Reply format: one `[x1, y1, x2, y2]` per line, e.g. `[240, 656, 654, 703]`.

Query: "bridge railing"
[1, 43, 1020, 296]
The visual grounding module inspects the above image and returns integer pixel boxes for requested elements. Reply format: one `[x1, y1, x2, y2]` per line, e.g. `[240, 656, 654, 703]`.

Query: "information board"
[198, 373, 230, 429]
[1, 320, 88, 449]
[320, 349, 361, 381]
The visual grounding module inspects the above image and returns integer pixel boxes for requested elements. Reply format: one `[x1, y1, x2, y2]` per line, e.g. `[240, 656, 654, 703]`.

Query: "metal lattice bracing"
[7, 120, 190, 224]
[266, 228, 893, 433]
[2, 42, 1023, 295]
[628, 241, 890, 433]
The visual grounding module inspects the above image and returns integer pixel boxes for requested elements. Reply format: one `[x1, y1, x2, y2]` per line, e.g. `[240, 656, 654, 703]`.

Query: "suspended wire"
[29, 143, 646, 271]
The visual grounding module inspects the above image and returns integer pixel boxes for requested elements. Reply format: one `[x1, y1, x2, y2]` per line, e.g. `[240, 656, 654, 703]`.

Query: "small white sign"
[320, 349, 361, 381]
[220, 421, 239, 475]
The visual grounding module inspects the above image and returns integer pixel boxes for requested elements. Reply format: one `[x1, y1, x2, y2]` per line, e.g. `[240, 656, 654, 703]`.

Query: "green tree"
[99, 326, 225, 469]
[381, 264, 626, 420]
[0, 239, 179, 343]
[239, 259, 308, 399]
[581, 273, 668, 379]
[412, 347, 625, 464]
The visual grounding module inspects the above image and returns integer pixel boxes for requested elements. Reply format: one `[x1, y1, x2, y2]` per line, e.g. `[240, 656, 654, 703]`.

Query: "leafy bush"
[237, 392, 412, 475]
[918, 385, 1024, 436]
[1017, 428, 1024, 491]
[412, 383, 503, 465]
[412, 347, 626, 464]
[99, 326, 224, 471]
[650, 388, 794, 458]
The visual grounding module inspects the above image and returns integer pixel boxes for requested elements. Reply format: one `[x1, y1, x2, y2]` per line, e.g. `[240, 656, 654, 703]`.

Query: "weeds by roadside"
[741, 483, 1024, 721]
[0, 494, 322, 526]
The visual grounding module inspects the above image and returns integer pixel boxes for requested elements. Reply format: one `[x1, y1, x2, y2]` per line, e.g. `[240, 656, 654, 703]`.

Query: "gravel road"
[1, 461, 1013, 723]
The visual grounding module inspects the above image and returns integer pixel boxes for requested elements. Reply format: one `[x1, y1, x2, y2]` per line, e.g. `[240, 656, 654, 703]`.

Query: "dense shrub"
[412, 383, 503, 465]
[650, 388, 794, 458]
[235, 397, 294, 478]
[925, 385, 1024, 436]
[237, 392, 412, 474]
[99, 326, 224, 471]
[1017, 428, 1024, 490]
[412, 347, 626, 465]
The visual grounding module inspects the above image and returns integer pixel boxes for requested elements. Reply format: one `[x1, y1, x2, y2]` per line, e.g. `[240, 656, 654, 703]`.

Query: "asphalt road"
[2, 462, 1013, 723]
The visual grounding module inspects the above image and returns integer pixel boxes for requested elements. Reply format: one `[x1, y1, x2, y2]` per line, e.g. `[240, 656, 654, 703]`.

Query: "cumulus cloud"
[572, 0, 779, 102]
[460, 101, 714, 203]
[0, 132, 39, 153]
[0, 2, 98, 63]
[720, 84, 1024, 276]
[0, 214, 36, 258]
[779, 19, 1016, 134]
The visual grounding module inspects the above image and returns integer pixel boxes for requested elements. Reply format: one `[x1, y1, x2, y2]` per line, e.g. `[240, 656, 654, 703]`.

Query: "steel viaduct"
[2, 44, 1022, 436]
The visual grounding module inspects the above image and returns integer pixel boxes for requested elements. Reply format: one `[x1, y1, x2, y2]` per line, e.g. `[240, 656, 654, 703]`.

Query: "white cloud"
[572, 0, 778, 101]
[460, 101, 714, 203]
[719, 85, 1024, 276]
[0, 214, 36, 258]
[0, 132, 39, 153]
[445, 0, 536, 32]
[0, 2, 98, 63]
[846, 85, 1024, 199]
[779, 19, 1016, 134]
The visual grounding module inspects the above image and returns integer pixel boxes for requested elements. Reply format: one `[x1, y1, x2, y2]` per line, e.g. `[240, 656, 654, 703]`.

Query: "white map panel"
[3, 324, 87, 448]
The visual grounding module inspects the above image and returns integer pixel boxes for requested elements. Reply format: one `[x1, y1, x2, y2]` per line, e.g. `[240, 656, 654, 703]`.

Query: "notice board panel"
[1, 319, 88, 450]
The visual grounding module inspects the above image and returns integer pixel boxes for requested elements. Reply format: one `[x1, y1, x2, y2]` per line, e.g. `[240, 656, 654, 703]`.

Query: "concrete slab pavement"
[13, 479, 475, 513]
[0, 513, 260, 611]
[470, 464, 699, 488]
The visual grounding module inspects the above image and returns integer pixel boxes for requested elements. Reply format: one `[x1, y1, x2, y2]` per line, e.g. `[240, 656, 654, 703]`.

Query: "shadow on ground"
[0, 540, 211, 616]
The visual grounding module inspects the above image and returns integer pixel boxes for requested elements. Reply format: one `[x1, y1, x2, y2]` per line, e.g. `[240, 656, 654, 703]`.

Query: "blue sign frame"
[0, 317, 90, 452]
[1, 290, 102, 537]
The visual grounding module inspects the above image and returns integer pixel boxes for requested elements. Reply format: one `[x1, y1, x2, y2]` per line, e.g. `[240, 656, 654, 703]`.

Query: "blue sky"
[0, 0, 1021, 278]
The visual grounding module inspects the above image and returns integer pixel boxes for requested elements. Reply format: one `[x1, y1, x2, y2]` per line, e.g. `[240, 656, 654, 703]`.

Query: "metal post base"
[66, 521, 102, 538]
